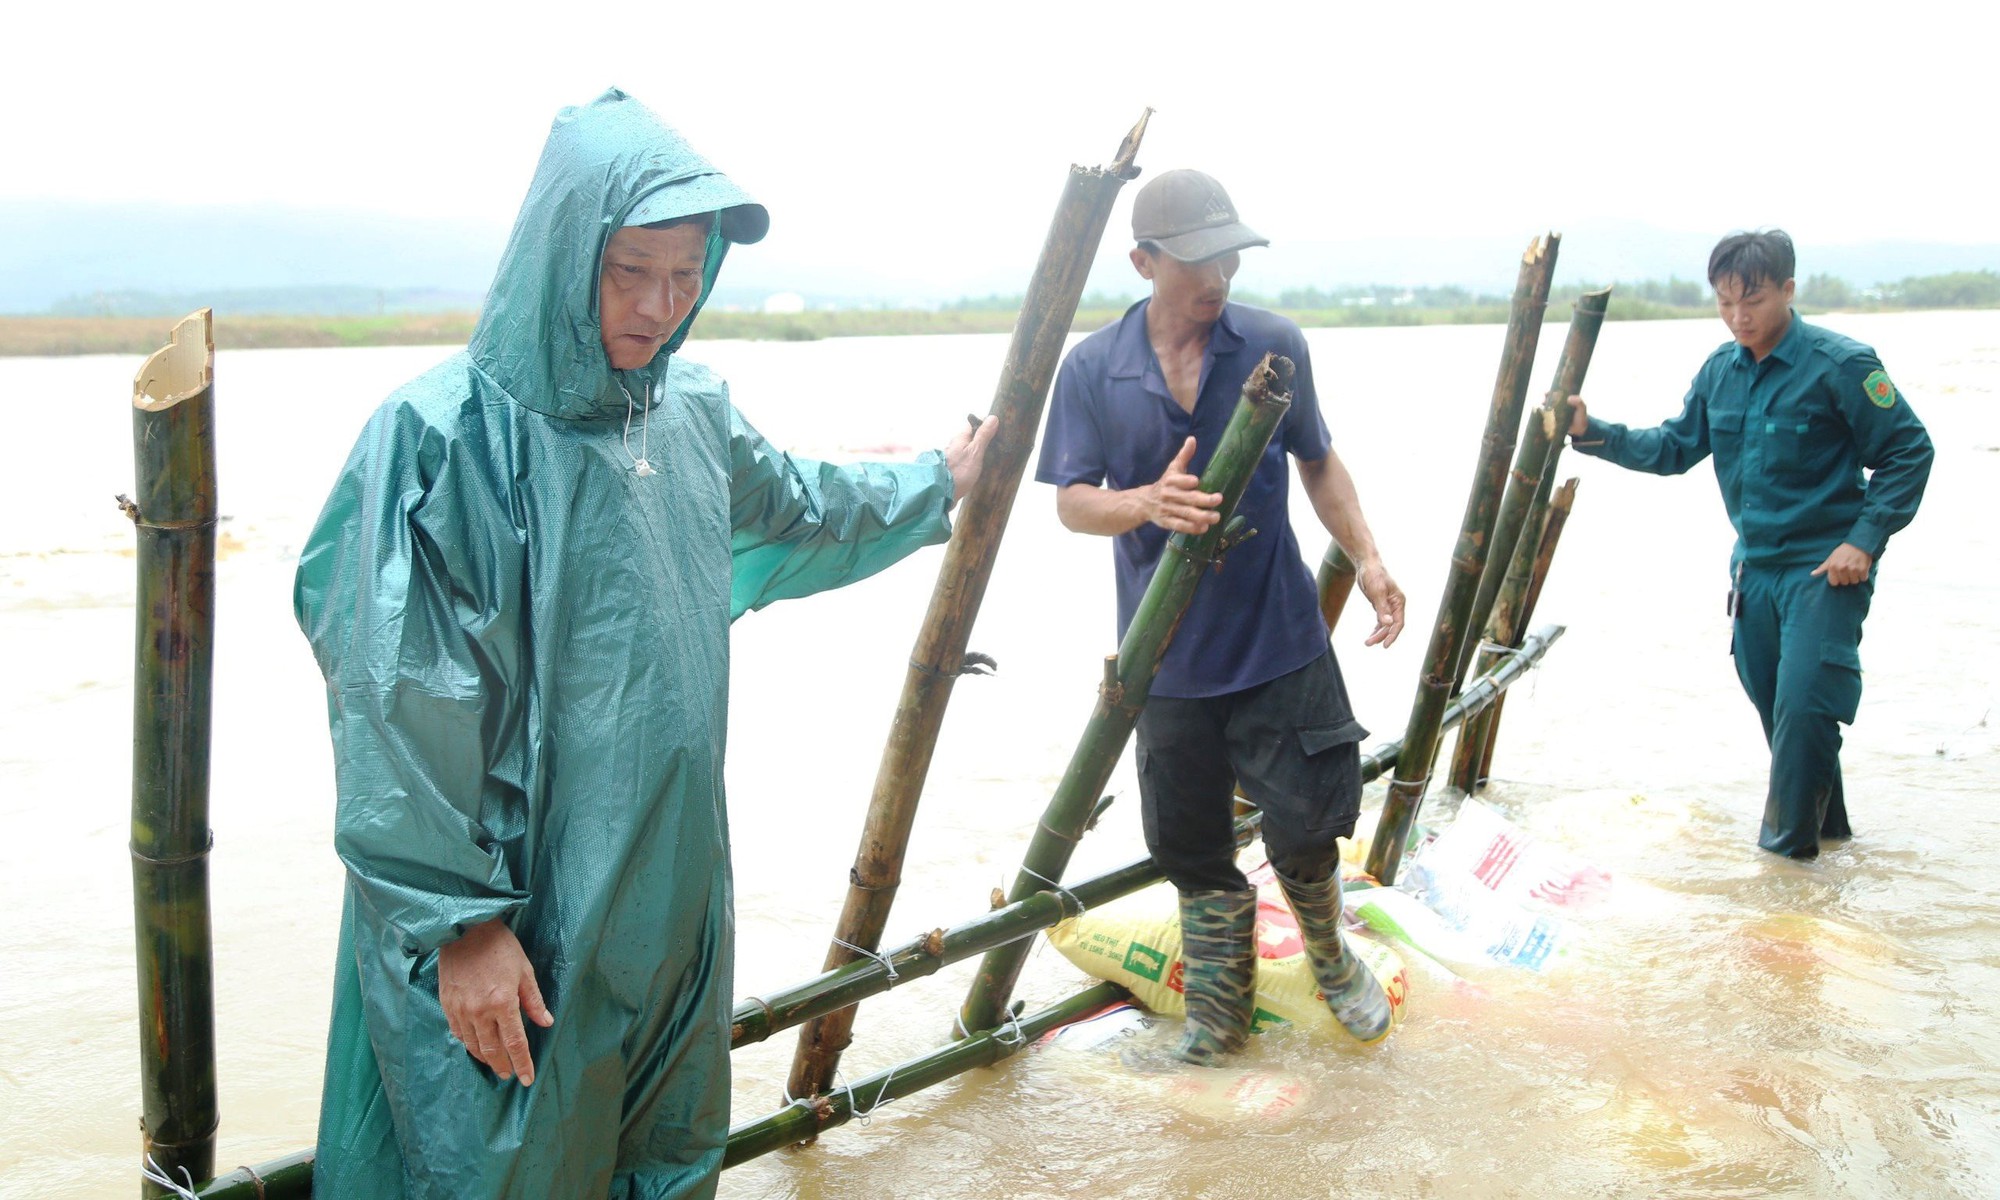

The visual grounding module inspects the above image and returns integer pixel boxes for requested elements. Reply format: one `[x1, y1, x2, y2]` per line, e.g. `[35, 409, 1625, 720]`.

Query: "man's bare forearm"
[1056, 482, 1154, 536]
[1296, 451, 1382, 565]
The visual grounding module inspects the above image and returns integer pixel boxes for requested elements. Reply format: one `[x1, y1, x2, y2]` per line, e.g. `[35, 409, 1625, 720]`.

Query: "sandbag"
[1047, 861, 1409, 1042]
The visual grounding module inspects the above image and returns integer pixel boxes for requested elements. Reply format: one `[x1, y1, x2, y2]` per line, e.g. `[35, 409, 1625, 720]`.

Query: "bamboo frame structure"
[1447, 288, 1610, 790]
[788, 111, 1151, 1102]
[180, 623, 1567, 1198]
[1449, 288, 1611, 693]
[126, 310, 222, 1196]
[1365, 236, 1559, 885]
[1464, 482, 1580, 784]
[957, 354, 1297, 1036]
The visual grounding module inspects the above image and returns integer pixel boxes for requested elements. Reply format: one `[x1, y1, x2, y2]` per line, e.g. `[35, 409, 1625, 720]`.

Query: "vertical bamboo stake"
[1468, 478, 1580, 782]
[1448, 288, 1610, 789]
[959, 355, 1296, 1035]
[786, 112, 1151, 1101]
[1315, 541, 1358, 634]
[1365, 236, 1558, 885]
[125, 310, 219, 1195]
[1449, 288, 1611, 692]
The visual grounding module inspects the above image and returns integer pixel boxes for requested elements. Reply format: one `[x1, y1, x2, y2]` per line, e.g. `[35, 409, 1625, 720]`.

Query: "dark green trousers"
[1731, 564, 1873, 859]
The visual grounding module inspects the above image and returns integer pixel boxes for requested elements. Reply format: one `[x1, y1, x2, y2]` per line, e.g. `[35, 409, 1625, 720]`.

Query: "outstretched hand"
[1147, 437, 1223, 534]
[945, 415, 1000, 508]
[1356, 560, 1407, 647]
[440, 918, 554, 1086]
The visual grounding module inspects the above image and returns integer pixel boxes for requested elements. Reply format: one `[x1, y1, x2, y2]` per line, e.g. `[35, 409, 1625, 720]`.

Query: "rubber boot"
[1173, 888, 1258, 1066]
[1277, 869, 1393, 1044]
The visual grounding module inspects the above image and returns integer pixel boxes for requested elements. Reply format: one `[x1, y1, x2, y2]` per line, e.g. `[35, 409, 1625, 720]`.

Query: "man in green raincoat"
[294, 89, 996, 1198]
[1568, 229, 1932, 860]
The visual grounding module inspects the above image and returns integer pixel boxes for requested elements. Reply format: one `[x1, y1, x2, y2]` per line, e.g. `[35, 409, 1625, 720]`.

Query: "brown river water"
[2, 311, 1995, 1198]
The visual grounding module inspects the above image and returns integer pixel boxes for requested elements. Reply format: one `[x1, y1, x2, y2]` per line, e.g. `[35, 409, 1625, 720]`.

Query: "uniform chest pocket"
[1709, 408, 1745, 450]
[1760, 414, 1820, 474]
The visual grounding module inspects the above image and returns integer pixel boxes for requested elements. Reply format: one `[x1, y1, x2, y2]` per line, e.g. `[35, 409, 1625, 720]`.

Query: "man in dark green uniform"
[1567, 230, 1933, 859]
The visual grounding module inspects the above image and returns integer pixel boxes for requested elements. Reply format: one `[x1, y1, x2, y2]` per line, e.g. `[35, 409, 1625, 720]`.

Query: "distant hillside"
[6, 199, 1997, 315]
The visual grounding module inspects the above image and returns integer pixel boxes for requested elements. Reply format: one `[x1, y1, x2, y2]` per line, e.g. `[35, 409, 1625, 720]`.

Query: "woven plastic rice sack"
[1360, 798, 1613, 976]
[1047, 862, 1409, 1042]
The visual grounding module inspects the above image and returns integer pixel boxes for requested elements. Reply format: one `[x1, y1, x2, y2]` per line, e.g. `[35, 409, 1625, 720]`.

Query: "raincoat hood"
[469, 87, 769, 421]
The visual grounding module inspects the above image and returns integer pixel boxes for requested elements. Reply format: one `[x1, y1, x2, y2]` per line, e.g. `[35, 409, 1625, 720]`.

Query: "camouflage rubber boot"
[1173, 887, 1259, 1066]
[1276, 868, 1393, 1044]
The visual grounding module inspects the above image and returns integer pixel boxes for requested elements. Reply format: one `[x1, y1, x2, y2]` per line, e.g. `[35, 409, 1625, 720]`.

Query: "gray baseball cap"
[1131, 169, 1268, 263]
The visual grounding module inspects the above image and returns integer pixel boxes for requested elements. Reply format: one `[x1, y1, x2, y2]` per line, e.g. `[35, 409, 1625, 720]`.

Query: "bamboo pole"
[188, 1153, 313, 1200]
[958, 354, 1297, 1036]
[1365, 236, 1558, 885]
[1468, 482, 1579, 783]
[177, 626, 1568, 1194]
[787, 111, 1151, 1101]
[737, 983, 1130, 1166]
[1449, 288, 1611, 693]
[1448, 288, 1610, 790]
[125, 310, 220, 1196]
[1316, 541, 1358, 634]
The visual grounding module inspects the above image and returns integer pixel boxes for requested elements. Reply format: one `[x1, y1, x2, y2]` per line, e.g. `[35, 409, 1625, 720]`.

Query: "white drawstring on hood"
[618, 376, 656, 476]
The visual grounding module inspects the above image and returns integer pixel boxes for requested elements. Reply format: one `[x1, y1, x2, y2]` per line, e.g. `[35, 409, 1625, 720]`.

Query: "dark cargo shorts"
[1134, 649, 1367, 893]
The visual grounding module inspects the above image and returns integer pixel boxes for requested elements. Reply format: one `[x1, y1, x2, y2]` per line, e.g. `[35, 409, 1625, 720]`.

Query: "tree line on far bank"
[946, 268, 2000, 318]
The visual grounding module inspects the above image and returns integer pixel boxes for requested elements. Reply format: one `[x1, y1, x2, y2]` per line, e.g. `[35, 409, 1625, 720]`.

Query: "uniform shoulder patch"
[1863, 369, 1898, 409]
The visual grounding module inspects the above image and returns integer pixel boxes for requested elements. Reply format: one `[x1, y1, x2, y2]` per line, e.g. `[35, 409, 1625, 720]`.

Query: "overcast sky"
[7, 0, 1989, 296]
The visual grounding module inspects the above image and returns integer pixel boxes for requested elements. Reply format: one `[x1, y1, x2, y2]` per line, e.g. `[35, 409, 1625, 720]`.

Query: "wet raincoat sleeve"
[727, 404, 954, 618]
[295, 396, 529, 956]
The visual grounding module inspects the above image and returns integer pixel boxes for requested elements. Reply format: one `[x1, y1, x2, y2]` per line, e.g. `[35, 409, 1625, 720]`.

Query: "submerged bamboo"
[738, 983, 1129, 1166]
[126, 310, 221, 1196]
[958, 354, 1296, 1035]
[787, 111, 1151, 1102]
[178, 625, 1566, 1194]
[1448, 288, 1610, 790]
[1467, 482, 1580, 783]
[1366, 236, 1559, 885]
[1316, 541, 1359, 634]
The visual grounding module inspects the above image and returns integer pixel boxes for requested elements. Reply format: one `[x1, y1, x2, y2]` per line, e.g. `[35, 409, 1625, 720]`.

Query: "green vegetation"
[5, 270, 1994, 357]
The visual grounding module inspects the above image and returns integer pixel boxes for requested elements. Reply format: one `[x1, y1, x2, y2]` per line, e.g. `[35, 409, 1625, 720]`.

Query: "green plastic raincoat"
[294, 89, 954, 1199]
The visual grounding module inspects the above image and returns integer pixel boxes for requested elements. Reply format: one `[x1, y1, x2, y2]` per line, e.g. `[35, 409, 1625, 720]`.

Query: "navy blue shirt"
[1037, 300, 1333, 698]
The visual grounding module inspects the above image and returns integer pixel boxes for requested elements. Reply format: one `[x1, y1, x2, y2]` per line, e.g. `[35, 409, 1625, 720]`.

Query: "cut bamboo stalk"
[126, 310, 221, 1196]
[1448, 288, 1610, 790]
[787, 110, 1151, 1102]
[1468, 482, 1579, 782]
[956, 355, 1296, 1036]
[1450, 287, 1611, 693]
[1365, 237, 1559, 885]
[178, 626, 1568, 1194]
[1315, 541, 1358, 634]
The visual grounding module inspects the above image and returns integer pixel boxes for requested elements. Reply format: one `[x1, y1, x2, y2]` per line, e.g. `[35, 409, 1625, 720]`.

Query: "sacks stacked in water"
[1047, 858, 1410, 1043]
[1348, 798, 1612, 978]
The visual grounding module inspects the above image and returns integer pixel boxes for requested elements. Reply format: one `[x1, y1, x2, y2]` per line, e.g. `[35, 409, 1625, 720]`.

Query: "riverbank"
[0, 300, 1716, 357]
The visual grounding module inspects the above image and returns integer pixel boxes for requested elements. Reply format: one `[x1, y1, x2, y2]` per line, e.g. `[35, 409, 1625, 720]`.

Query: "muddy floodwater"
[3, 311, 1996, 1198]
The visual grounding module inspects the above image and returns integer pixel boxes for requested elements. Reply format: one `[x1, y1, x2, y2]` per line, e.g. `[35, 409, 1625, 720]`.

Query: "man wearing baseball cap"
[1036, 169, 1406, 1064]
